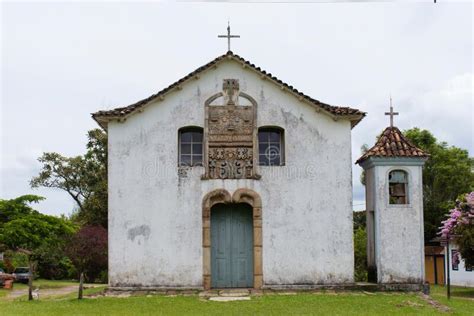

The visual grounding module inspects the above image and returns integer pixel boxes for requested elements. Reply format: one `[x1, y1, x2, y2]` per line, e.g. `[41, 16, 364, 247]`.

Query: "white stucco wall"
[446, 242, 474, 287]
[107, 59, 354, 288]
[365, 162, 425, 284]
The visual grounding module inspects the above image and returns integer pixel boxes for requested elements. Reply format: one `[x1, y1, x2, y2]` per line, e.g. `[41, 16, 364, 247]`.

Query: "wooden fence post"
[78, 272, 84, 300]
[28, 260, 33, 301]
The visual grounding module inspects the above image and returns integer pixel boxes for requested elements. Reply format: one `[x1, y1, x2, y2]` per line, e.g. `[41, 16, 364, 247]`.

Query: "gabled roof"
[356, 126, 429, 164]
[92, 51, 365, 129]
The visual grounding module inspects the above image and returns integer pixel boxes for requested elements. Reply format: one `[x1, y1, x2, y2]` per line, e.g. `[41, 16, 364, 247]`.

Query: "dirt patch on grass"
[395, 300, 424, 308]
[419, 293, 451, 313]
[5, 285, 79, 300]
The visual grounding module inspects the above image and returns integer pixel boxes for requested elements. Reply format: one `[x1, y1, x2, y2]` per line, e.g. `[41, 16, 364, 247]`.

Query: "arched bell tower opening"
[202, 188, 262, 289]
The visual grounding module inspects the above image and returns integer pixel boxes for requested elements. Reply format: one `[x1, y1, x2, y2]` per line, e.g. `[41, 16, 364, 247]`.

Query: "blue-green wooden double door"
[211, 203, 254, 288]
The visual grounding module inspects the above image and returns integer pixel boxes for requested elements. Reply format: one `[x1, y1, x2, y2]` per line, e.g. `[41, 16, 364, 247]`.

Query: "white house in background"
[446, 241, 474, 287]
[92, 50, 427, 290]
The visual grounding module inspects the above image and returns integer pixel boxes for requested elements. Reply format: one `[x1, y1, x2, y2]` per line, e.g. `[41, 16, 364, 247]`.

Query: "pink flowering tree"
[439, 192, 474, 266]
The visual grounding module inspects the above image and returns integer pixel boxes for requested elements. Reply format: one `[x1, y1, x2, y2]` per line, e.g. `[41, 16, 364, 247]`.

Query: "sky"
[1, 1, 472, 216]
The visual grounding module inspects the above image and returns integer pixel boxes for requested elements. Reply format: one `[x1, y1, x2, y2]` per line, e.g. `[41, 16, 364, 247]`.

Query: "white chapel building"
[93, 50, 428, 290]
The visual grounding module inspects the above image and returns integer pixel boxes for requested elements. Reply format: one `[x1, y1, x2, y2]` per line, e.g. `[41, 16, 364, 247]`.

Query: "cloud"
[406, 73, 473, 152]
[352, 72, 473, 211]
[1, 164, 77, 216]
[1, 2, 472, 215]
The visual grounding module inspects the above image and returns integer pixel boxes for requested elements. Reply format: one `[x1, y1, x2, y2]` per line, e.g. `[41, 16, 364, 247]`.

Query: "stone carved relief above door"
[204, 79, 259, 179]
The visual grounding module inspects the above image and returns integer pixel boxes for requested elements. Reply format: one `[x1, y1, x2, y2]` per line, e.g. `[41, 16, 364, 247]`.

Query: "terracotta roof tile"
[92, 51, 365, 129]
[356, 126, 429, 164]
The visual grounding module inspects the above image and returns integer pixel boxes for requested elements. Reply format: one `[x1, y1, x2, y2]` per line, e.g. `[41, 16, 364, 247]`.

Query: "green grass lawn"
[0, 279, 81, 299]
[6, 279, 80, 291]
[430, 285, 474, 313]
[0, 282, 472, 315]
[0, 279, 103, 301]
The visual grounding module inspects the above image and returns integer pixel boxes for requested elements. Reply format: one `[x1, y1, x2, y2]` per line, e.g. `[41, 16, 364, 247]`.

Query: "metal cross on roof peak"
[218, 22, 240, 52]
[385, 96, 399, 128]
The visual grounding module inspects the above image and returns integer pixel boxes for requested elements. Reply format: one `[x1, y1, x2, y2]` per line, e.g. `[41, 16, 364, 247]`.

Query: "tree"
[353, 211, 368, 281]
[0, 196, 40, 273]
[31, 129, 108, 228]
[0, 195, 76, 266]
[354, 227, 367, 282]
[1, 213, 75, 252]
[0, 195, 44, 227]
[66, 225, 107, 283]
[0, 196, 76, 299]
[353, 211, 366, 231]
[30, 154, 88, 211]
[439, 192, 474, 266]
[34, 242, 76, 280]
[404, 128, 474, 242]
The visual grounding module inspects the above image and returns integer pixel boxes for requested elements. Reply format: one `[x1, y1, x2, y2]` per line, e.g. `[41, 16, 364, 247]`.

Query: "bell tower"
[356, 103, 429, 285]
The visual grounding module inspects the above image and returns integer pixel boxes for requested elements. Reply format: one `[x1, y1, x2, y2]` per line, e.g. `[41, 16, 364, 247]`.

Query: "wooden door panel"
[234, 258, 248, 287]
[211, 206, 232, 288]
[425, 256, 435, 284]
[211, 203, 253, 288]
[436, 256, 445, 285]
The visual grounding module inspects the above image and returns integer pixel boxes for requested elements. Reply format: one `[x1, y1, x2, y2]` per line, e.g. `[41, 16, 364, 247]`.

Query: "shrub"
[354, 227, 368, 282]
[66, 225, 107, 283]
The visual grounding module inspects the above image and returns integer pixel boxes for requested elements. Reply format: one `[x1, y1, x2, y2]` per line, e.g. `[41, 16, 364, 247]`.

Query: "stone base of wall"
[263, 283, 423, 292]
[108, 282, 423, 293]
[108, 286, 203, 292]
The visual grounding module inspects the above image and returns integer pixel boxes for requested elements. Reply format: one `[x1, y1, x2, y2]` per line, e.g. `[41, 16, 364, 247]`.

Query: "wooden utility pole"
[78, 272, 84, 300]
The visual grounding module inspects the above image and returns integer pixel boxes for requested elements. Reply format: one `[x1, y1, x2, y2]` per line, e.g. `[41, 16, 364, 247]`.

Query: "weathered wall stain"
[127, 225, 151, 243]
[280, 109, 300, 129]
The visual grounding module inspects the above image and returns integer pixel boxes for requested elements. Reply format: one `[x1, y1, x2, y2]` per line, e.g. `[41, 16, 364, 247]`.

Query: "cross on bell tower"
[385, 96, 399, 128]
[218, 22, 240, 52]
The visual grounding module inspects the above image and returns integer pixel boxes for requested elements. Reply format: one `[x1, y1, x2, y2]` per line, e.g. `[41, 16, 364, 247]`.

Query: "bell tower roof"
[356, 126, 429, 165]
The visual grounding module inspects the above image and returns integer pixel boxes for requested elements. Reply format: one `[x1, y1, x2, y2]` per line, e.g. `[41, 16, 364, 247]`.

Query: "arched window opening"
[178, 127, 203, 167]
[258, 127, 284, 166]
[389, 170, 408, 204]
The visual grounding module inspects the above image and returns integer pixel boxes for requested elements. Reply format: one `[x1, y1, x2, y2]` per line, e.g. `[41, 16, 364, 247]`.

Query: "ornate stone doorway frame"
[202, 188, 262, 289]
